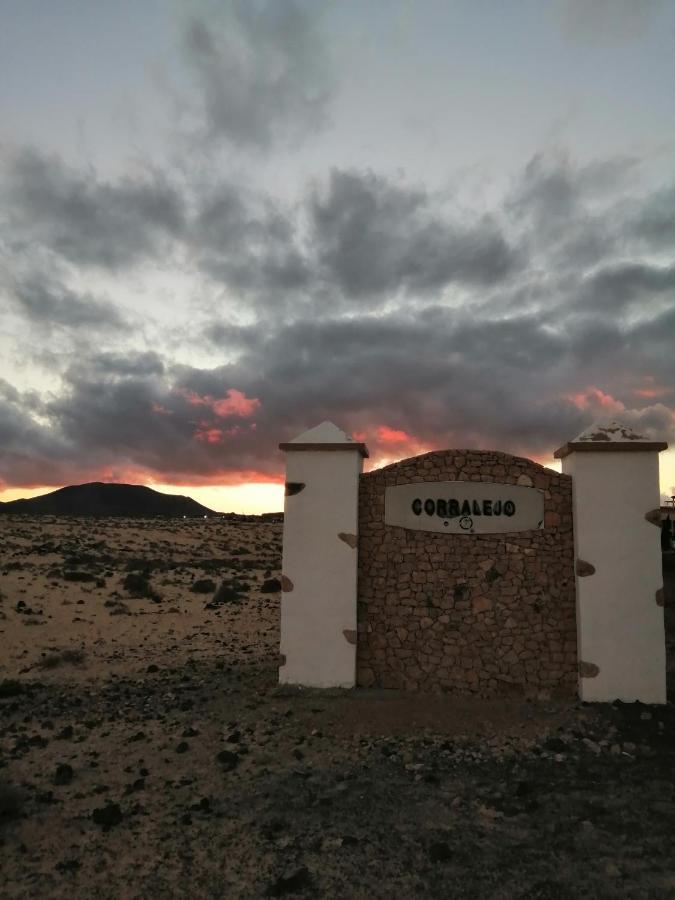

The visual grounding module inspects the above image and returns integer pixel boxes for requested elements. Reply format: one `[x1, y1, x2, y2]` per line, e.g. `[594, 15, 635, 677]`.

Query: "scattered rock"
[0, 679, 23, 698]
[53, 764, 74, 786]
[266, 866, 310, 896]
[0, 780, 25, 821]
[261, 578, 282, 593]
[55, 859, 81, 874]
[428, 841, 452, 863]
[216, 749, 240, 771]
[92, 802, 123, 830]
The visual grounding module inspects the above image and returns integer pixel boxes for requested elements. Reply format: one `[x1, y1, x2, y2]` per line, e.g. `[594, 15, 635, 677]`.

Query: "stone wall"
[356, 450, 577, 696]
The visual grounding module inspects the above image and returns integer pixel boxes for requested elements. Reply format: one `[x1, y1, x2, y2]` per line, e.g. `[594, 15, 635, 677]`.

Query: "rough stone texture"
[356, 449, 577, 696]
[576, 559, 596, 577]
[280, 575, 294, 592]
[645, 508, 662, 527]
[579, 661, 600, 678]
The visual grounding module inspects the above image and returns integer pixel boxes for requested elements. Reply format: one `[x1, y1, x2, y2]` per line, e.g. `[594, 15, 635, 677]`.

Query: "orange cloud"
[633, 387, 671, 399]
[565, 386, 625, 414]
[177, 388, 260, 418]
[194, 427, 224, 445]
[212, 389, 260, 418]
[377, 425, 412, 444]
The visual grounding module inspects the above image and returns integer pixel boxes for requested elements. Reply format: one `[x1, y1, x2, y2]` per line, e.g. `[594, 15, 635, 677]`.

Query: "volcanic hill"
[0, 482, 217, 517]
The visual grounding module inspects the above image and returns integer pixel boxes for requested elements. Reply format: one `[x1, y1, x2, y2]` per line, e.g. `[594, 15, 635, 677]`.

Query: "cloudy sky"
[1, 0, 675, 512]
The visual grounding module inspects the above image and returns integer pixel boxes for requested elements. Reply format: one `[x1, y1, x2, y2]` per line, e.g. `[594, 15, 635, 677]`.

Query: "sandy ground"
[1, 517, 675, 899]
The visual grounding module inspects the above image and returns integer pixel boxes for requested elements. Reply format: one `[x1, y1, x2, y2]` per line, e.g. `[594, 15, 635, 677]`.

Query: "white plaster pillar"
[555, 422, 668, 703]
[278, 422, 368, 688]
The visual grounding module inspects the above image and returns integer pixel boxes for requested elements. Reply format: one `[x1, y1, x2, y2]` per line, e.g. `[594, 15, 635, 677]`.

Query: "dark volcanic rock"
[92, 802, 124, 829]
[261, 578, 282, 593]
[0, 679, 23, 698]
[266, 866, 311, 896]
[0, 780, 25, 821]
[216, 749, 240, 771]
[53, 764, 74, 786]
[428, 841, 452, 863]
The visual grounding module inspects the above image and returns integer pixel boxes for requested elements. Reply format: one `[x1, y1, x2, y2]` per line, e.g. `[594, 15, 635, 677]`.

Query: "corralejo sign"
[278, 419, 668, 704]
[384, 481, 545, 534]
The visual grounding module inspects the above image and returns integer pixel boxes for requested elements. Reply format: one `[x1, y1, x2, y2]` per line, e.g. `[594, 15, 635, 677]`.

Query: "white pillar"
[555, 422, 668, 703]
[278, 422, 368, 688]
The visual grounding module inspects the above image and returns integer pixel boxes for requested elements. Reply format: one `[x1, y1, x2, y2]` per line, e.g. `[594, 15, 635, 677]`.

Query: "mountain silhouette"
[0, 482, 217, 517]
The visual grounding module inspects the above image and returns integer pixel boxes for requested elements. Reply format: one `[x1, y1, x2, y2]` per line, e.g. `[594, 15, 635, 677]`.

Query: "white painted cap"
[554, 420, 667, 458]
[289, 421, 353, 443]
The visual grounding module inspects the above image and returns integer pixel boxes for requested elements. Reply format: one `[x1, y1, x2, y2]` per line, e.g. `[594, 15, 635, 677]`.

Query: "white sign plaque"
[384, 481, 545, 535]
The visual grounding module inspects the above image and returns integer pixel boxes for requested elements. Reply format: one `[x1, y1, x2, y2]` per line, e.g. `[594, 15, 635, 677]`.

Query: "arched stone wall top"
[357, 446, 577, 695]
[362, 448, 570, 492]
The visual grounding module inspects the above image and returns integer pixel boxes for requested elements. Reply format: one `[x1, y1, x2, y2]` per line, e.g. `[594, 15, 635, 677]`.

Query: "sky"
[1, 0, 675, 513]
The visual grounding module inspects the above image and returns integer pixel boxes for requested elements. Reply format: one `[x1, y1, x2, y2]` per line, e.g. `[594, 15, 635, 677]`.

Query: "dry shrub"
[37, 648, 87, 670]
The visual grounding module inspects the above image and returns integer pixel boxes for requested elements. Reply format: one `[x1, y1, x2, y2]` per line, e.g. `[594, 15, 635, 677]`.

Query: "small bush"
[37, 648, 87, 670]
[63, 571, 97, 582]
[122, 572, 161, 601]
[205, 580, 245, 609]
[191, 578, 217, 594]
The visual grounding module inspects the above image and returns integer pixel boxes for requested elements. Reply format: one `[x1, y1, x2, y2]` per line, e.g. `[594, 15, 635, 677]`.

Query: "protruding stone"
[656, 588, 665, 608]
[517, 474, 533, 487]
[285, 482, 305, 496]
[579, 661, 600, 678]
[338, 532, 358, 549]
[472, 595, 492, 614]
[576, 559, 596, 577]
[281, 575, 294, 592]
[278, 653, 287, 667]
[343, 629, 357, 645]
[645, 508, 662, 527]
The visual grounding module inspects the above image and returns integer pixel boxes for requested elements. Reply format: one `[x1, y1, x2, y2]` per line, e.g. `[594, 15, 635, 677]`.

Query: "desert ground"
[1, 516, 675, 899]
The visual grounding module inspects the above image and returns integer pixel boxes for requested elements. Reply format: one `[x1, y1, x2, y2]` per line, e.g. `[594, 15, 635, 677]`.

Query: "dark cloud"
[181, 1, 333, 150]
[1, 149, 675, 491]
[506, 153, 640, 270]
[629, 185, 675, 248]
[309, 169, 521, 298]
[3, 288, 675, 490]
[8, 275, 128, 332]
[193, 183, 310, 297]
[1, 148, 185, 270]
[194, 168, 521, 308]
[0, 385, 70, 489]
[578, 262, 675, 314]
